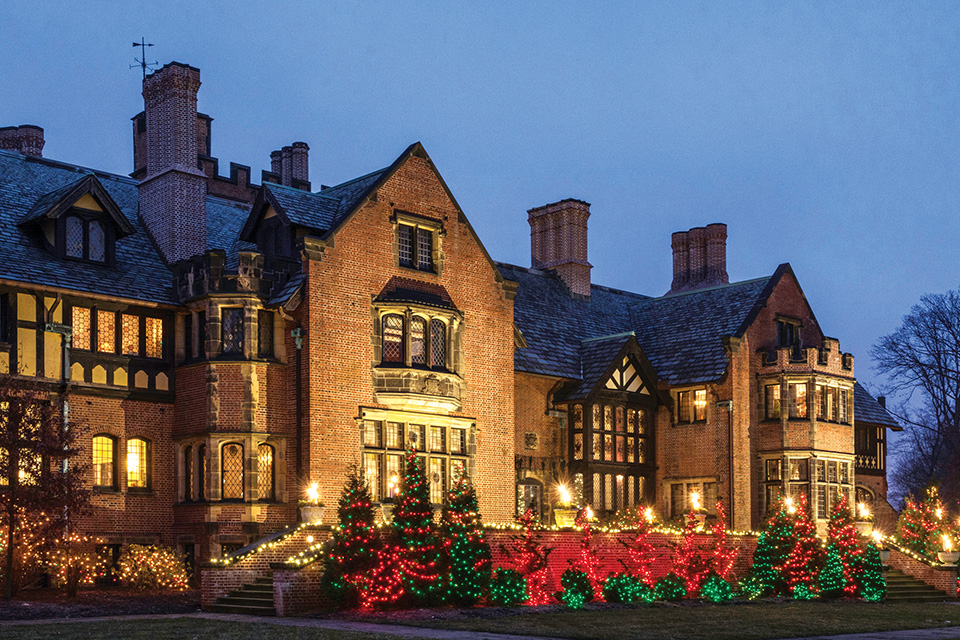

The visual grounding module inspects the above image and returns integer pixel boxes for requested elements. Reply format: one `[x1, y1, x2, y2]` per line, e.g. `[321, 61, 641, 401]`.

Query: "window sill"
[126, 488, 154, 496]
[674, 420, 707, 426]
[398, 264, 438, 277]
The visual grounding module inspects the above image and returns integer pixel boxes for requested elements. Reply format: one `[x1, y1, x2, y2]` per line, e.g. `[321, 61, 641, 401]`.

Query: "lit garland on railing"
[208, 522, 320, 567]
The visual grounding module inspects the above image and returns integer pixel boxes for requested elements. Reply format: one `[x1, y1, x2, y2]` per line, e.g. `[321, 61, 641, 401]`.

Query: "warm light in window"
[693, 389, 707, 420]
[127, 438, 147, 488]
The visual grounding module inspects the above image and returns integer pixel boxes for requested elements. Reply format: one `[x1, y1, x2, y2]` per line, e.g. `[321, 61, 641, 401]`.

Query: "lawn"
[397, 600, 960, 640]
[0, 619, 383, 640]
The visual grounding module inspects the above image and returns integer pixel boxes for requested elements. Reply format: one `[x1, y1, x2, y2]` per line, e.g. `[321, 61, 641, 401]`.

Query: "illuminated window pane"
[364, 452, 381, 499]
[638, 439, 646, 463]
[382, 314, 403, 363]
[97, 310, 115, 353]
[626, 436, 635, 463]
[627, 409, 636, 433]
[616, 475, 625, 510]
[221, 308, 244, 355]
[221, 443, 244, 500]
[429, 457, 445, 504]
[93, 435, 114, 487]
[592, 433, 601, 461]
[429, 426, 444, 452]
[145, 317, 163, 359]
[694, 389, 707, 421]
[127, 438, 148, 488]
[604, 474, 613, 510]
[386, 422, 404, 449]
[257, 444, 274, 501]
[450, 458, 465, 483]
[66, 216, 83, 258]
[121, 314, 139, 356]
[592, 404, 600, 430]
[430, 319, 445, 368]
[604, 405, 612, 431]
[398, 225, 413, 267]
[363, 421, 381, 448]
[573, 405, 583, 431]
[449, 428, 465, 454]
[88, 221, 105, 262]
[615, 407, 624, 432]
[411, 317, 426, 365]
[616, 435, 625, 462]
[790, 383, 807, 418]
[604, 434, 613, 461]
[385, 454, 402, 498]
[574, 433, 583, 461]
[72, 307, 91, 350]
[407, 424, 425, 450]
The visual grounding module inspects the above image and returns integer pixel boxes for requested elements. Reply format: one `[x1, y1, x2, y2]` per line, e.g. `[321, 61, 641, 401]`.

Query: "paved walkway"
[2, 611, 960, 640]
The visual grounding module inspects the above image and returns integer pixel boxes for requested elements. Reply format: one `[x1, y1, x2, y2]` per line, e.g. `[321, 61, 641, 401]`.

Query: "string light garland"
[498, 508, 553, 605]
[826, 491, 865, 596]
[440, 475, 492, 605]
[782, 493, 822, 594]
[559, 568, 592, 609]
[569, 509, 605, 601]
[489, 567, 527, 606]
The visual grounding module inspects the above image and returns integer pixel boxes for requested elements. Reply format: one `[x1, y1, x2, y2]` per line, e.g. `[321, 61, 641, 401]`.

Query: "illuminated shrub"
[560, 568, 593, 609]
[653, 572, 687, 602]
[699, 573, 733, 603]
[603, 573, 644, 603]
[489, 568, 527, 606]
[118, 544, 189, 591]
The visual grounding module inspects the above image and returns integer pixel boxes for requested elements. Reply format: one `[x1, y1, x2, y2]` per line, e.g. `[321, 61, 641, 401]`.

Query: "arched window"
[92, 435, 116, 489]
[410, 317, 426, 365]
[126, 437, 150, 489]
[183, 445, 193, 502]
[257, 443, 275, 501]
[197, 444, 206, 500]
[430, 319, 445, 369]
[221, 442, 244, 500]
[382, 314, 404, 363]
[88, 221, 105, 262]
[65, 216, 84, 258]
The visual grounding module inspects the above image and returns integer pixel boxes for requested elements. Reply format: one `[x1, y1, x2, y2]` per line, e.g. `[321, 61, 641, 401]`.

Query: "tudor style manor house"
[0, 62, 899, 565]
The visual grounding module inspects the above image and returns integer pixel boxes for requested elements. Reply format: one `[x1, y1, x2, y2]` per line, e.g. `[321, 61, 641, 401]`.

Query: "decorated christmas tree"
[321, 464, 381, 607]
[782, 493, 822, 593]
[394, 447, 442, 605]
[749, 498, 797, 596]
[499, 508, 552, 605]
[569, 508, 605, 601]
[617, 508, 656, 587]
[896, 486, 951, 560]
[440, 475, 492, 605]
[673, 510, 711, 595]
[817, 543, 846, 598]
[860, 541, 886, 602]
[827, 491, 864, 596]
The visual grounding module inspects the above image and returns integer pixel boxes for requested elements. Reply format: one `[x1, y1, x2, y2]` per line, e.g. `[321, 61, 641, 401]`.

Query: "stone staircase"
[206, 573, 277, 615]
[885, 569, 950, 603]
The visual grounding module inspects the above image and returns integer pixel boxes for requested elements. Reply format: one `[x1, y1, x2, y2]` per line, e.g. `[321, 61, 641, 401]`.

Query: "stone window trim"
[760, 376, 854, 426]
[176, 434, 286, 504]
[673, 387, 708, 425]
[759, 452, 855, 519]
[185, 302, 282, 365]
[391, 210, 445, 276]
[91, 433, 119, 492]
[373, 305, 461, 374]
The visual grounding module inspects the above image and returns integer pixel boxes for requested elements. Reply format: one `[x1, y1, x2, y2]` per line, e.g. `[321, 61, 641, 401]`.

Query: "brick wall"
[887, 549, 958, 597]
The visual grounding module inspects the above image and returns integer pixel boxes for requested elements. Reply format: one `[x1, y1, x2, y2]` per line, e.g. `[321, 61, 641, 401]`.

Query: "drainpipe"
[716, 399, 734, 526]
[291, 327, 304, 480]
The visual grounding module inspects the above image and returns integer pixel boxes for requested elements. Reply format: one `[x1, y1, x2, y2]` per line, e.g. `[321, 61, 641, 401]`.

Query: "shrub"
[118, 544, 189, 591]
[792, 582, 817, 600]
[653, 572, 687, 602]
[489, 568, 527, 606]
[603, 572, 644, 603]
[699, 573, 732, 603]
[738, 574, 764, 600]
[560, 568, 593, 609]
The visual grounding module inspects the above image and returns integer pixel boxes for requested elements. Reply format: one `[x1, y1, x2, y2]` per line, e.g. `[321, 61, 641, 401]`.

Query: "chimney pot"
[280, 146, 293, 186]
[668, 223, 729, 294]
[0, 125, 45, 157]
[528, 198, 592, 297]
[291, 141, 309, 187]
[270, 150, 282, 175]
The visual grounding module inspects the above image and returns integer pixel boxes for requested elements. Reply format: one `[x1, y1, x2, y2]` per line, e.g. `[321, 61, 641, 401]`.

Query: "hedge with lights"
[489, 567, 527, 606]
[560, 568, 593, 609]
[498, 508, 553, 605]
[653, 572, 687, 602]
[699, 572, 733, 603]
[603, 572, 647, 603]
[117, 544, 189, 591]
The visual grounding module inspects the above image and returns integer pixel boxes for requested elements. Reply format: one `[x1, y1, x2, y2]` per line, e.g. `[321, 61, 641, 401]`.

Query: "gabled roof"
[374, 276, 458, 311]
[854, 382, 901, 430]
[501, 259, 785, 386]
[19, 172, 135, 237]
[240, 182, 342, 240]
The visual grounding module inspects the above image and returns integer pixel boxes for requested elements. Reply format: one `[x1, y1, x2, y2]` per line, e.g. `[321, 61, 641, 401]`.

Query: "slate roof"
[500, 261, 776, 386]
[317, 168, 389, 224]
[262, 182, 340, 232]
[374, 276, 458, 311]
[854, 382, 901, 429]
[563, 333, 634, 400]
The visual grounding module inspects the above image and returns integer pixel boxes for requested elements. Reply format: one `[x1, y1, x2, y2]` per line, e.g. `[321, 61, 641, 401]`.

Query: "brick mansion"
[0, 61, 899, 565]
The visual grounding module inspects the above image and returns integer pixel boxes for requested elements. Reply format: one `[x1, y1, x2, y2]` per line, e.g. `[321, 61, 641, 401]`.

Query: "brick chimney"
[528, 199, 592, 297]
[137, 62, 207, 264]
[668, 223, 728, 294]
[268, 142, 309, 188]
[0, 125, 44, 157]
[291, 142, 309, 184]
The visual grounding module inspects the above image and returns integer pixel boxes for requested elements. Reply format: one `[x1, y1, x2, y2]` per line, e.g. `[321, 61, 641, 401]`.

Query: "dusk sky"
[2, 2, 957, 476]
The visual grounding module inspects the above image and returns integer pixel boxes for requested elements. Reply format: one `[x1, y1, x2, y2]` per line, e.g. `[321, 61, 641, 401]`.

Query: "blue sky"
[2, 2, 957, 477]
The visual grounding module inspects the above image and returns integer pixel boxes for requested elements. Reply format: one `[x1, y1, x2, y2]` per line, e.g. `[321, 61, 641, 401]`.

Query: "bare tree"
[871, 289, 960, 505]
[0, 374, 89, 599]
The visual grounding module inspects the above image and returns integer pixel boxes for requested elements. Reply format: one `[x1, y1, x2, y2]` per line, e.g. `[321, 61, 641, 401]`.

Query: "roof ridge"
[320, 166, 389, 192]
[265, 181, 340, 202]
[652, 275, 771, 300]
[0, 149, 138, 186]
[582, 331, 635, 344]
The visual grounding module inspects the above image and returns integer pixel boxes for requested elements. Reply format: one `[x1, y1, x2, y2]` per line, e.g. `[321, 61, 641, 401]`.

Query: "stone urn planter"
[554, 507, 578, 527]
[938, 550, 959, 566]
[300, 505, 326, 525]
[380, 502, 396, 524]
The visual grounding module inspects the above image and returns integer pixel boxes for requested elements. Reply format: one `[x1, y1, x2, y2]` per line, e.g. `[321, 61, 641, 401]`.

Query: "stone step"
[217, 595, 277, 607]
[227, 589, 274, 601]
[254, 576, 274, 585]
[242, 582, 274, 592]
[885, 594, 949, 603]
[205, 603, 277, 616]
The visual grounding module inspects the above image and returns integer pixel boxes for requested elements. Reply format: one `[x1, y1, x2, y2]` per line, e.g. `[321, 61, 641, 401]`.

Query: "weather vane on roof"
[131, 38, 158, 80]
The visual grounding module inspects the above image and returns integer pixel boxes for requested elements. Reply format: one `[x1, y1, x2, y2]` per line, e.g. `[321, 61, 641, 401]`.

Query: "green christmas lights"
[440, 475, 492, 605]
[489, 567, 527, 606]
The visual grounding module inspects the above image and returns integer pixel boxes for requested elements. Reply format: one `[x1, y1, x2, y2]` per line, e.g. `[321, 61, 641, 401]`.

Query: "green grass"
[0, 619, 385, 640]
[401, 601, 960, 640]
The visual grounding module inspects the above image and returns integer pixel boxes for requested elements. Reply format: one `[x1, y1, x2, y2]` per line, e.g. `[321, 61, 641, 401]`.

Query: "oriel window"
[121, 314, 139, 356]
[72, 307, 91, 350]
[145, 317, 163, 359]
[382, 314, 404, 363]
[221, 443, 244, 500]
[257, 444, 275, 501]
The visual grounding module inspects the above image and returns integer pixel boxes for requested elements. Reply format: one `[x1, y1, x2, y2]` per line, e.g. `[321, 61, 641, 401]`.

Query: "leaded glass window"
[411, 317, 426, 365]
[126, 437, 149, 489]
[382, 314, 403, 363]
[429, 457, 445, 504]
[450, 428, 465, 454]
[97, 310, 115, 353]
[66, 216, 84, 258]
[183, 445, 193, 501]
[72, 307, 91, 350]
[222, 308, 244, 355]
[88, 221, 105, 262]
[258, 310, 274, 358]
[197, 444, 206, 500]
[385, 454, 402, 497]
[574, 433, 583, 460]
[430, 319, 445, 368]
[364, 452, 381, 499]
[93, 435, 115, 488]
[121, 314, 139, 356]
[408, 424, 426, 450]
[257, 444, 274, 501]
[221, 443, 244, 500]
[429, 426, 444, 452]
[145, 317, 163, 359]
[417, 228, 432, 271]
[363, 421, 382, 448]
[386, 422, 404, 449]
[398, 225, 413, 267]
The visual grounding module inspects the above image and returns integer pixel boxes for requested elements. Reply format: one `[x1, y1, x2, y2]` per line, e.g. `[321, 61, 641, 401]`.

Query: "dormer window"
[64, 214, 108, 263]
